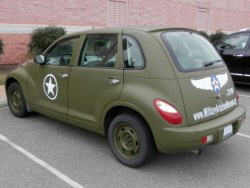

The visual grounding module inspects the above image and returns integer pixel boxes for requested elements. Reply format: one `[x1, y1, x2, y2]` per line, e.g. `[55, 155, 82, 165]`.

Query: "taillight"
[153, 98, 183, 125]
[201, 136, 207, 144]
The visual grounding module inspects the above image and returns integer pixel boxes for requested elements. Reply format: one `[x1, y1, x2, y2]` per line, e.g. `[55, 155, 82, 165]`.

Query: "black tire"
[7, 82, 29, 117]
[108, 113, 155, 168]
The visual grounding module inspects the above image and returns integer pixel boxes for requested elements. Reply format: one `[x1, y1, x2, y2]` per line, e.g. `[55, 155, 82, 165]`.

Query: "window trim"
[122, 34, 146, 70]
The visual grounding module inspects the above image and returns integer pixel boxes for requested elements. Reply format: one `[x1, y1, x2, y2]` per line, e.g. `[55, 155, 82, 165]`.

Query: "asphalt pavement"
[0, 84, 250, 188]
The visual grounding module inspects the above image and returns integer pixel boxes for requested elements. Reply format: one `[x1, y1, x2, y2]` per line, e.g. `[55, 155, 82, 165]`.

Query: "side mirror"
[35, 55, 45, 64]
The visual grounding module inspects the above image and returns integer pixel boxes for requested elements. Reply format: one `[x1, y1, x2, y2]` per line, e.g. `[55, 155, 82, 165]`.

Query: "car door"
[67, 33, 124, 129]
[241, 39, 250, 77]
[27, 36, 80, 121]
[216, 33, 250, 76]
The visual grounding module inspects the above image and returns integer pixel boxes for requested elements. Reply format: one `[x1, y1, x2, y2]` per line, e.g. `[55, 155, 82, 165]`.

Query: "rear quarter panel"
[120, 30, 187, 128]
[120, 78, 187, 128]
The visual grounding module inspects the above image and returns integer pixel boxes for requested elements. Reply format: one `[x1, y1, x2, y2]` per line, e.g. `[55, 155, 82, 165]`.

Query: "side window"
[218, 35, 250, 50]
[123, 35, 144, 69]
[46, 37, 79, 66]
[79, 34, 117, 68]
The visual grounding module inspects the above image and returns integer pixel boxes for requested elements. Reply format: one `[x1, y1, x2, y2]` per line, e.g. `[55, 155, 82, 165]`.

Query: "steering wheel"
[218, 42, 234, 50]
[59, 54, 72, 65]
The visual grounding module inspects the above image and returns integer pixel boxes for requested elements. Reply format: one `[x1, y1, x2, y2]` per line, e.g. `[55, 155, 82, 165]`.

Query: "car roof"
[238, 28, 250, 32]
[64, 26, 196, 37]
[87, 26, 195, 32]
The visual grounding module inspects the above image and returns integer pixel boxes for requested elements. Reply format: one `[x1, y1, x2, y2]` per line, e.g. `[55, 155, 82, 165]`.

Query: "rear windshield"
[162, 31, 224, 72]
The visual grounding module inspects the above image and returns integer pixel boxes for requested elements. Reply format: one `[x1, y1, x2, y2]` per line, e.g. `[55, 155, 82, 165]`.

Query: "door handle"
[233, 54, 244, 58]
[105, 78, 120, 85]
[59, 73, 69, 79]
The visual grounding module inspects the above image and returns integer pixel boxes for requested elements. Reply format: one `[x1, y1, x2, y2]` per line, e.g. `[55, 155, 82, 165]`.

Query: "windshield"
[162, 31, 224, 71]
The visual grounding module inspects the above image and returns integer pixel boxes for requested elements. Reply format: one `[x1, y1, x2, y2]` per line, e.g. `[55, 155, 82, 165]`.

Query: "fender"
[100, 99, 152, 135]
[5, 66, 30, 104]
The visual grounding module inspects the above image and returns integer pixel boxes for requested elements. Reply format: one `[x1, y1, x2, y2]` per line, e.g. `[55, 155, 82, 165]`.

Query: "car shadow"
[8, 111, 243, 178]
[34, 113, 238, 169]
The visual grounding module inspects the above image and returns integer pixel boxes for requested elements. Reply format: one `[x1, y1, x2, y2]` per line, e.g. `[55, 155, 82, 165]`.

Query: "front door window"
[46, 38, 78, 66]
[217, 35, 250, 50]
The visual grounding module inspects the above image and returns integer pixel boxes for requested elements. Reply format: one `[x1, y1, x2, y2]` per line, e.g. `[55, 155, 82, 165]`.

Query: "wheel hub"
[11, 90, 22, 111]
[115, 125, 139, 159]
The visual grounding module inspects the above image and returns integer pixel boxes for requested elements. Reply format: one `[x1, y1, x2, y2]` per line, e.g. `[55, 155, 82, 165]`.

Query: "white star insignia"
[45, 77, 56, 96]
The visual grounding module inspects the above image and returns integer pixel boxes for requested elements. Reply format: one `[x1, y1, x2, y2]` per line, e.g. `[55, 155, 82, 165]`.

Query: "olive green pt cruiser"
[5, 26, 246, 167]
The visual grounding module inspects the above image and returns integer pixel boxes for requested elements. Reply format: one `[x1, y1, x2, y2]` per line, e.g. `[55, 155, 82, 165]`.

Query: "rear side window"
[162, 31, 224, 72]
[79, 34, 118, 68]
[123, 35, 144, 69]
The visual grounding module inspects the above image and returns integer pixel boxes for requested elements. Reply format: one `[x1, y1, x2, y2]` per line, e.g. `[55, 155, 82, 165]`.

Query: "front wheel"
[7, 82, 29, 117]
[108, 113, 155, 168]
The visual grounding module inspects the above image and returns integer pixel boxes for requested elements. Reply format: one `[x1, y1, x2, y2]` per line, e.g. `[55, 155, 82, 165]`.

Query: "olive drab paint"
[5, 26, 246, 167]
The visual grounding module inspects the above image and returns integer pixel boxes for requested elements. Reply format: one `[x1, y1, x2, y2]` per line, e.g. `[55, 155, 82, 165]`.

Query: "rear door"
[240, 39, 250, 77]
[67, 33, 124, 128]
[177, 69, 237, 125]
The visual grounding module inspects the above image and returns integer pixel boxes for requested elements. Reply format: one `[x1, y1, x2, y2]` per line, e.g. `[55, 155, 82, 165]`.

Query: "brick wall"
[0, 0, 106, 26]
[1, 0, 250, 66]
[128, 0, 196, 27]
[1, 0, 250, 31]
[209, 0, 250, 31]
[0, 34, 30, 65]
[128, 0, 250, 31]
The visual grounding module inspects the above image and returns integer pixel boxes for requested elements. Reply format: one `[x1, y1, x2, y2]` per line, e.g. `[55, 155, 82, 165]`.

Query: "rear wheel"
[7, 82, 29, 117]
[108, 113, 155, 167]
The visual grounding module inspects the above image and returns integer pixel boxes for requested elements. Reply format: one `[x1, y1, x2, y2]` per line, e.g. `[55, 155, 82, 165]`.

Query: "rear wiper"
[204, 59, 222, 67]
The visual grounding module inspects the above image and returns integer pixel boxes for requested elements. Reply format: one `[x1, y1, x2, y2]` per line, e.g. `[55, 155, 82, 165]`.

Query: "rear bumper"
[151, 105, 246, 153]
